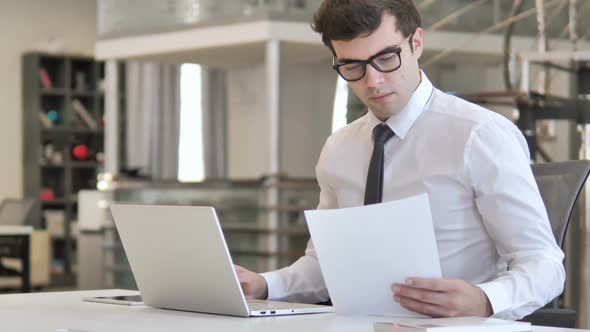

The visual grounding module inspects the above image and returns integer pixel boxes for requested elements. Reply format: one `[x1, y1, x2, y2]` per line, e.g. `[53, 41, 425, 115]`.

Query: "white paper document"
[374, 317, 531, 332]
[305, 193, 442, 317]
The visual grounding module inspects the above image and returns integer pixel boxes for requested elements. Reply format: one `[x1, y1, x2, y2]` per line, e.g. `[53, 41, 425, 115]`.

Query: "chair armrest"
[520, 308, 576, 328]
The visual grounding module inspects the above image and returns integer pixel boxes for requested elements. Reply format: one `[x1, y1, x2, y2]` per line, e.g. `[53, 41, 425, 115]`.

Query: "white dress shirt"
[260, 72, 565, 320]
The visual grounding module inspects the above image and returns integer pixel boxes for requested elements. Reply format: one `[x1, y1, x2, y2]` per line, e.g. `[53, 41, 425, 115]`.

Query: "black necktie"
[364, 123, 395, 205]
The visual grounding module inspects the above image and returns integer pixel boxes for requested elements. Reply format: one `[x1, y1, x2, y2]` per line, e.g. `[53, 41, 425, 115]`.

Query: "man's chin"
[370, 106, 399, 121]
[370, 110, 392, 121]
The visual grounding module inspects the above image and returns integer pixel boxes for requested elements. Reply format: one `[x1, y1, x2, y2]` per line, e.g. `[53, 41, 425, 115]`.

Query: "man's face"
[332, 14, 423, 121]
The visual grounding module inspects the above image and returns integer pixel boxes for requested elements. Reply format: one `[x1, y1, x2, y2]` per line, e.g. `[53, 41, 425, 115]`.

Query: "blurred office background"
[2, 0, 590, 327]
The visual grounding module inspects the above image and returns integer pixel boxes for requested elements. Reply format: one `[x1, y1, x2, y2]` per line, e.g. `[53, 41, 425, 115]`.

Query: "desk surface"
[0, 226, 32, 235]
[0, 289, 588, 332]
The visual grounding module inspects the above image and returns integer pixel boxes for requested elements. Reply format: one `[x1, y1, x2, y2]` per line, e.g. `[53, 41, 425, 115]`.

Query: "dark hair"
[311, 0, 421, 54]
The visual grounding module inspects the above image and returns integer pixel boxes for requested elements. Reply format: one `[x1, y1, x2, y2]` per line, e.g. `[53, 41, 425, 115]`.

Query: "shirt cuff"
[259, 270, 287, 301]
[477, 280, 511, 317]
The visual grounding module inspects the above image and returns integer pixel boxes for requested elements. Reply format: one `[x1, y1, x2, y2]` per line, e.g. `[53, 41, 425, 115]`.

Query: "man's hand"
[392, 278, 493, 318]
[234, 265, 269, 300]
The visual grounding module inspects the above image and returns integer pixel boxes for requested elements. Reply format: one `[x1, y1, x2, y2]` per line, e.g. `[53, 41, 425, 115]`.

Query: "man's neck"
[376, 70, 422, 122]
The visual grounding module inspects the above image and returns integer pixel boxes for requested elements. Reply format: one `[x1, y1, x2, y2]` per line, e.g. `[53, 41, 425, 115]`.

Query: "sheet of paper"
[374, 317, 532, 332]
[305, 193, 442, 317]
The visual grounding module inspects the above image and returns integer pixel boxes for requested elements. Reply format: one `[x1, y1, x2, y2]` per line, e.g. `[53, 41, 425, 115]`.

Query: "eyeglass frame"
[332, 33, 413, 82]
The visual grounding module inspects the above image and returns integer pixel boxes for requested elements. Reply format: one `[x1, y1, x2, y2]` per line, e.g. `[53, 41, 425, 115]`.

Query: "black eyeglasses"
[332, 34, 412, 82]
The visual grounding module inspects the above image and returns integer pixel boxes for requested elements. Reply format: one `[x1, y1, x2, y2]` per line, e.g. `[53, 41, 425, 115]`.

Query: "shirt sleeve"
[260, 138, 337, 303]
[465, 117, 565, 320]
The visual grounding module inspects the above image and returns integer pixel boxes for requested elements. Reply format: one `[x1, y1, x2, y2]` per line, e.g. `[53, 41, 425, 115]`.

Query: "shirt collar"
[366, 70, 434, 140]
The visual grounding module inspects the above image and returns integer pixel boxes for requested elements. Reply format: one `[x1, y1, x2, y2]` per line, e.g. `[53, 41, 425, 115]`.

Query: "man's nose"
[364, 63, 385, 87]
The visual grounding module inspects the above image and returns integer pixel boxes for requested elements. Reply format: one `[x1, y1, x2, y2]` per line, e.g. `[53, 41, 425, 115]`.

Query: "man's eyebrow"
[336, 45, 401, 63]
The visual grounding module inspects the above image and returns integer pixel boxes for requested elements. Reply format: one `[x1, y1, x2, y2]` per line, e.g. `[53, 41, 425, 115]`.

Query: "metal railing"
[97, 0, 588, 41]
[97, 0, 322, 39]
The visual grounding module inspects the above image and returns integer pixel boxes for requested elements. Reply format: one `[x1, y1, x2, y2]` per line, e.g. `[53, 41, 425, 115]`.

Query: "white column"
[520, 59, 530, 93]
[104, 60, 119, 175]
[262, 39, 280, 271]
[267, 39, 280, 175]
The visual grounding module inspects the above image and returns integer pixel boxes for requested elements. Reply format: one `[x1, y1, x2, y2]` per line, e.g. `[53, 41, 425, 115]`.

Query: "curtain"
[201, 68, 228, 178]
[125, 62, 181, 179]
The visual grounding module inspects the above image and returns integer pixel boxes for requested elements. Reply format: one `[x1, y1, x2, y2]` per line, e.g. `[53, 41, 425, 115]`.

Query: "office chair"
[0, 198, 35, 275]
[520, 160, 590, 328]
[0, 198, 35, 226]
[0, 198, 35, 288]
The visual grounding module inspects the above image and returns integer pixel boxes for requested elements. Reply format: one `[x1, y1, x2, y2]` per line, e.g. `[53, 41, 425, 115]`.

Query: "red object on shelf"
[40, 188, 55, 201]
[72, 144, 89, 160]
[39, 68, 53, 89]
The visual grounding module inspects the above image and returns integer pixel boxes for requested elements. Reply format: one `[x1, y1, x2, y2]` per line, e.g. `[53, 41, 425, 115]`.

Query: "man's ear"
[411, 27, 424, 59]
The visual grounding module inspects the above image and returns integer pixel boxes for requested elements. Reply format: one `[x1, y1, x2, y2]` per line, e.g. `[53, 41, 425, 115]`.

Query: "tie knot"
[373, 123, 394, 146]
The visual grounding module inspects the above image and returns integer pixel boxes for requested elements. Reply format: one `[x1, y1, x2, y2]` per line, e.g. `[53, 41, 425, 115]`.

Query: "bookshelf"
[22, 53, 118, 276]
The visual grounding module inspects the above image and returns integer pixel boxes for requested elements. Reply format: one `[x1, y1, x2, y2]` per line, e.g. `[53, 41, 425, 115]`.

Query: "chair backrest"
[0, 198, 35, 226]
[531, 160, 590, 248]
[531, 160, 590, 309]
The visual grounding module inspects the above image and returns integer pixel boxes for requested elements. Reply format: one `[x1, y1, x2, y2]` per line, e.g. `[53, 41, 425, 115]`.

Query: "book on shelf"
[373, 317, 531, 332]
[68, 110, 86, 128]
[72, 99, 98, 129]
[74, 71, 87, 91]
[38, 112, 53, 128]
[39, 68, 53, 89]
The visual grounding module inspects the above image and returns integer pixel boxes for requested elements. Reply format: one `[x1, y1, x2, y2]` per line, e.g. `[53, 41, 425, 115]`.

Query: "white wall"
[0, 0, 97, 201]
[226, 64, 270, 178]
[226, 59, 336, 179]
[279, 61, 336, 178]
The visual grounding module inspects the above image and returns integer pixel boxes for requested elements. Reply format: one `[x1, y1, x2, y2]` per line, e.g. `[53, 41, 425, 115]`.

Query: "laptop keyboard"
[247, 300, 286, 311]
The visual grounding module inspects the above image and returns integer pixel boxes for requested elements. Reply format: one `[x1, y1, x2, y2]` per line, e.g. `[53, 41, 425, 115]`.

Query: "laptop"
[109, 204, 333, 317]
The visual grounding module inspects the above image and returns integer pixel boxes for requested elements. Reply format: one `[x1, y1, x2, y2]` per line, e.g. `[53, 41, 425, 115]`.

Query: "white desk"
[0, 289, 588, 332]
[0, 226, 33, 235]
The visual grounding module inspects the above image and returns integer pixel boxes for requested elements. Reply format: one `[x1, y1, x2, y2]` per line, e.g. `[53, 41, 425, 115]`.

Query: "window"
[178, 64, 205, 182]
[332, 76, 349, 133]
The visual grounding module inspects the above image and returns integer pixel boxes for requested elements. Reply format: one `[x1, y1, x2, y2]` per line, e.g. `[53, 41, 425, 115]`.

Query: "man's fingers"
[392, 284, 446, 305]
[235, 265, 250, 276]
[394, 294, 450, 318]
[393, 278, 490, 317]
[403, 278, 459, 292]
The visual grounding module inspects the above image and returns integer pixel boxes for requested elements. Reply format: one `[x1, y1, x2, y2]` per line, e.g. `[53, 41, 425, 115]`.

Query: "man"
[237, 0, 565, 320]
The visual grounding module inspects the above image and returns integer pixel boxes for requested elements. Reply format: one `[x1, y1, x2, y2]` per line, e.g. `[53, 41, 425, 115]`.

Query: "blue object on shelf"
[47, 110, 59, 123]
